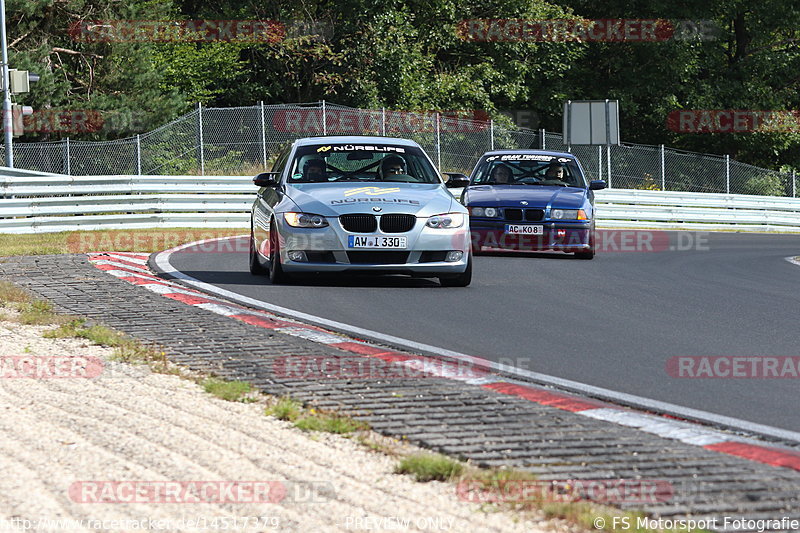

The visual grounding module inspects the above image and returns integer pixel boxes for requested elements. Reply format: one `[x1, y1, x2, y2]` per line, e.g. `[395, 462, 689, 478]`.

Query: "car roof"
[481, 149, 575, 159]
[294, 136, 422, 148]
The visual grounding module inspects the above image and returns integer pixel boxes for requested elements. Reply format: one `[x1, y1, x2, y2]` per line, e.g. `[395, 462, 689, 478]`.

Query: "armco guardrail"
[1, 174, 799, 233]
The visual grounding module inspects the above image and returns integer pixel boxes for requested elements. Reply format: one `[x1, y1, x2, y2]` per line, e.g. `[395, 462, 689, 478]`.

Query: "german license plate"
[505, 225, 543, 235]
[348, 235, 407, 248]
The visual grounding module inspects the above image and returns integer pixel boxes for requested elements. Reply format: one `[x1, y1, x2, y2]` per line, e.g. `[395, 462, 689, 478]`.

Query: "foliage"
[4, 0, 798, 171]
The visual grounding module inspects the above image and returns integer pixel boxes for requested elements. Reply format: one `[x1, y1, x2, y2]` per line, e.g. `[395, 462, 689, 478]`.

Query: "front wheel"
[439, 252, 472, 287]
[249, 229, 267, 275]
[268, 223, 290, 284]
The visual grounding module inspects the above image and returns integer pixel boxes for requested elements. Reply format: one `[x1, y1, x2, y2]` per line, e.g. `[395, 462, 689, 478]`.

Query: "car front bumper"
[274, 217, 471, 274]
[470, 220, 593, 252]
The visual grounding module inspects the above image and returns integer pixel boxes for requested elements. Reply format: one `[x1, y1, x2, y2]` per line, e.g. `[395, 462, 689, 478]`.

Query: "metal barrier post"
[260, 101, 267, 169]
[660, 144, 665, 190]
[541, 128, 546, 149]
[606, 145, 612, 188]
[490, 119, 494, 151]
[381, 107, 386, 136]
[136, 134, 141, 175]
[725, 154, 730, 193]
[793, 170, 796, 197]
[64, 137, 70, 175]
[197, 102, 205, 176]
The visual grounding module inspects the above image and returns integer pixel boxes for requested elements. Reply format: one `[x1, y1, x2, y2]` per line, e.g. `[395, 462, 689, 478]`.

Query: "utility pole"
[1, 0, 13, 166]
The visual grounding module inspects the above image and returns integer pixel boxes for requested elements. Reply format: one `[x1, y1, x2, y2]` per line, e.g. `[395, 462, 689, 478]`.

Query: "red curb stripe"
[88, 255, 149, 270]
[330, 341, 395, 356]
[231, 313, 296, 329]
[372, 352, 417, 364]
[482, 382, 611, 412]
[162, 292, 214, 305]
[704, 441, 800, 471]
[93, 263, 161, 279]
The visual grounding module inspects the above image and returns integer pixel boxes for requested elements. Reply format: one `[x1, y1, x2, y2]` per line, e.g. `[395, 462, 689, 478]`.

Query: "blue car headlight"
[468, 207, 499, 218]
[550, 209, 589, 220]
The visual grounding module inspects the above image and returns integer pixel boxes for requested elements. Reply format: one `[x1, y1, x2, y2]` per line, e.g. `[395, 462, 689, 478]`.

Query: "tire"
[249, 228, 267, 275]
[574, 229, 596, 260]
[439, 252, 472, 287]
[268, 223, 290, 284]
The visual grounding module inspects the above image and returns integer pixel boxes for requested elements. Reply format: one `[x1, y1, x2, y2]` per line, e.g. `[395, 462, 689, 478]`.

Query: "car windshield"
[471, 154, 587, 187]
[287, 144, 441, 184]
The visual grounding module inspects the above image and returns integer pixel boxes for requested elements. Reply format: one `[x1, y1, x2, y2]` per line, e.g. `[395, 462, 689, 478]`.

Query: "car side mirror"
[589, 180, 607, 190]
[254, 172, 280, 187]
[443, 172, 470, 188]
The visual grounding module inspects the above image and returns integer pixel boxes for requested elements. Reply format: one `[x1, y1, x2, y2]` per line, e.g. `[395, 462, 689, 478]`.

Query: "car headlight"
[468, 207, 499, 218]
[283, 212, 329, 228]
[426, 212, 465, 229]
[550, 209, 588, 220]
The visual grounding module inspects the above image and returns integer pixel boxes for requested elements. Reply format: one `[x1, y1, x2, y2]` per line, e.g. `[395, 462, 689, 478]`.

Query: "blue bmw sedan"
[461, 150, 606, 259]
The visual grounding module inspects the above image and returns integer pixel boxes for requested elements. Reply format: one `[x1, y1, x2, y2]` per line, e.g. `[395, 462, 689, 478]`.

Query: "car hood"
[464, 185, 587, 208]
[285, 182, 459, 217]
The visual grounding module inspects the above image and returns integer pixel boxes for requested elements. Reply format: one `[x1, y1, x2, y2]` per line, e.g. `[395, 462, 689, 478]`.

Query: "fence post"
[606, 145, 612, 188]
[660, 144, 665, 190]
[260, 101, 267, 169]
[436, 112, 441, 171]
[540, 128, 546, 149]
[598, 145, 602, 181]
[136, 134, 141, 176]
[64, 137, 70, 175]
[381, 107, 386, 136]
[793, 170, 796, 197]
[725, 154, 730, 193]
[197, 102, 205, 176]
[489, 119, 494, 151]
[322, 100, 327, 135]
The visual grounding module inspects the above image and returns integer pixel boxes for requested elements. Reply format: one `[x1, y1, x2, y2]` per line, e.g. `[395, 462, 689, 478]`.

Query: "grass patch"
[294, 413, 366, 434]
[44, 319, 128, 347]
[266, 397, 303, 421]
[0, 281, 30, 304]
[202, 378, 256, 402]
[266, 397, 367, 434]
[394, 453, 465, 482]
[0, 228, 246, 256]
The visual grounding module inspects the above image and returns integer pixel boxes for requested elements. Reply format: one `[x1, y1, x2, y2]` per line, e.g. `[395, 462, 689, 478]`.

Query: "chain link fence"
[1, 102, 796, 197]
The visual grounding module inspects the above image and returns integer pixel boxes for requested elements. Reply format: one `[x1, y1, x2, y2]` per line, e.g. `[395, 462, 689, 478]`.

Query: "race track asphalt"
[165, 231, 800, 433]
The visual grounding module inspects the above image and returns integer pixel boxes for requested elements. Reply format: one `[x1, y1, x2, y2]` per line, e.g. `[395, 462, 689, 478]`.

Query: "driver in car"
[380, 155, 407, 179]
[544, 163, 569, 184]
[489, 164, 512, 184]
[304, 159, 328, 181]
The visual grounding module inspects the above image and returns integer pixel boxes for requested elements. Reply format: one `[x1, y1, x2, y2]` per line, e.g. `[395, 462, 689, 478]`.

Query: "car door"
[252, 148, 291, 256]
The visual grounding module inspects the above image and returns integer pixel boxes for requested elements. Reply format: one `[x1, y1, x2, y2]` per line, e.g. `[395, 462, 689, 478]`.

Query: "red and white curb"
[88, 251, 800, 473]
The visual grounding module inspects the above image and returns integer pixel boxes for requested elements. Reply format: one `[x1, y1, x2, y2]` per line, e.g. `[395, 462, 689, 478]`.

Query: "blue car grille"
[501, 208, 544, 221]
